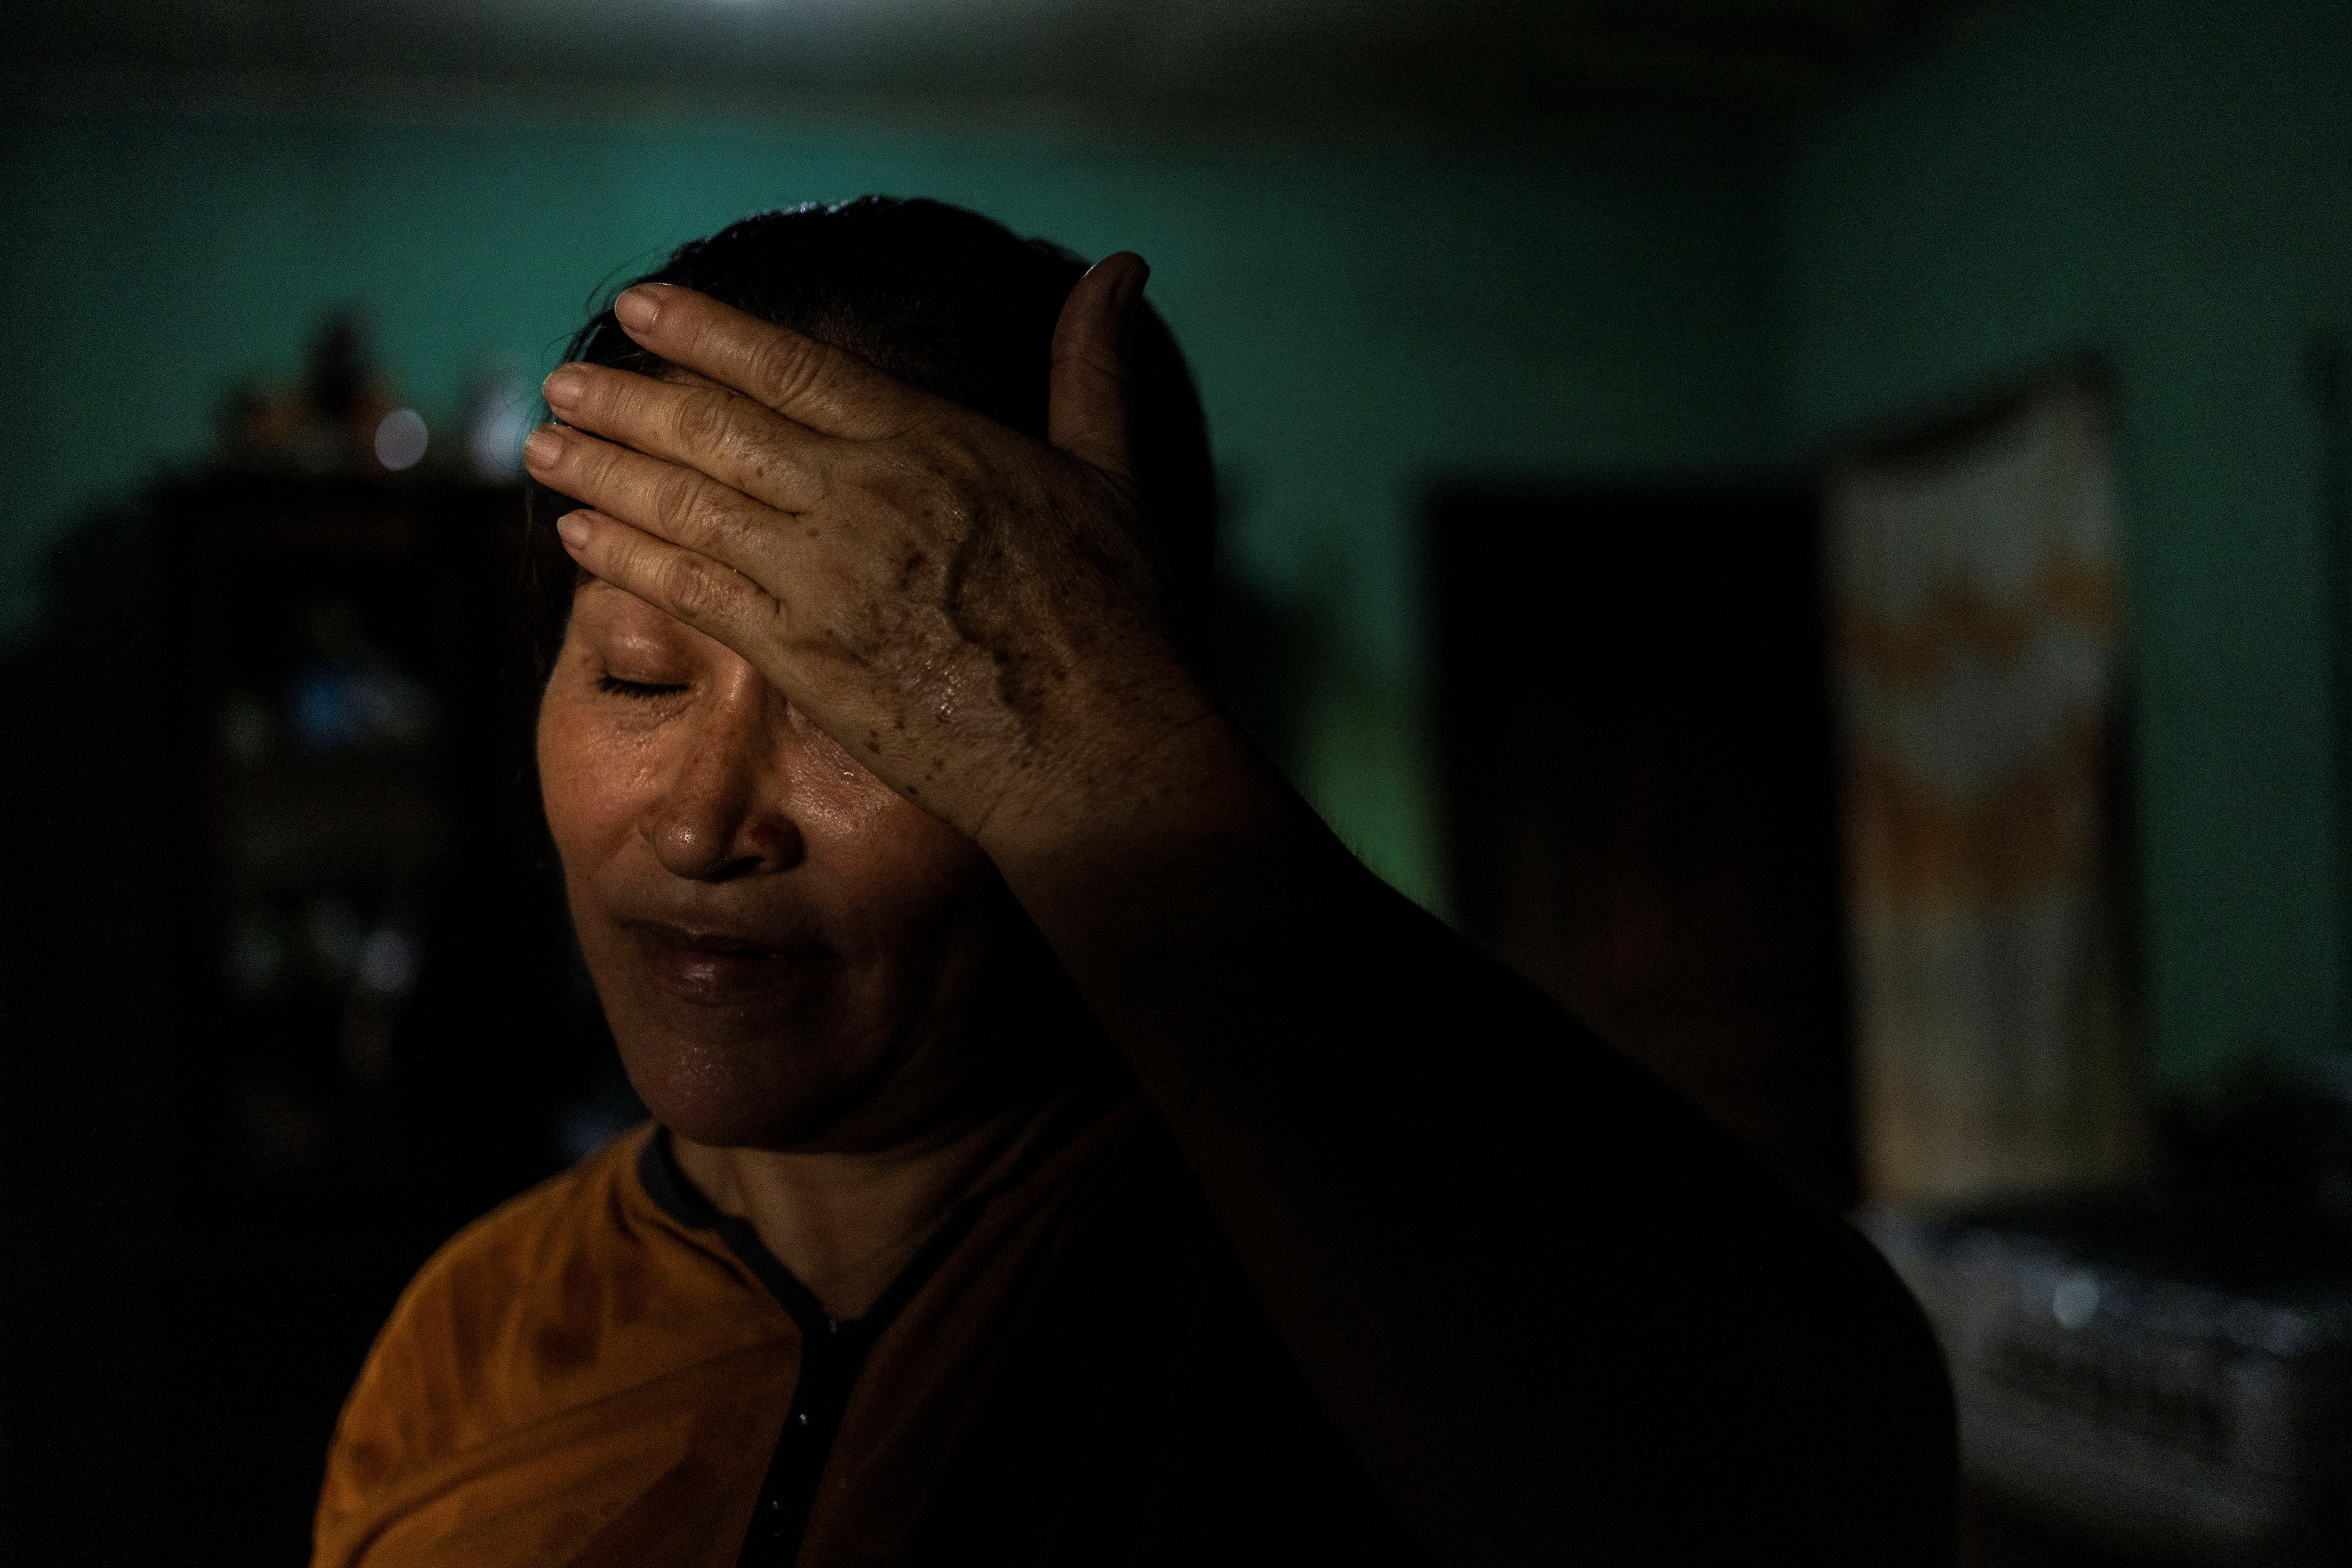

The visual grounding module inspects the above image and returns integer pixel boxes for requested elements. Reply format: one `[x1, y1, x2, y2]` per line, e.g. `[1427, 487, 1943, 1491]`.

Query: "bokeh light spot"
[374, 408, 429, 471]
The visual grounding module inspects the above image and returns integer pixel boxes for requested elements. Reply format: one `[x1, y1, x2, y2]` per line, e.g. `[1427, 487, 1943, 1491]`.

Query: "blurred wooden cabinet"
[164, 475, 565, 1188]
[1, 471, 621, 1561]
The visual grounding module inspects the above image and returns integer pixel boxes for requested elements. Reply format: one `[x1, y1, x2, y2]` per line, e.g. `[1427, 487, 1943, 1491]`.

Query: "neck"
[669, 1087, 1060, 1322]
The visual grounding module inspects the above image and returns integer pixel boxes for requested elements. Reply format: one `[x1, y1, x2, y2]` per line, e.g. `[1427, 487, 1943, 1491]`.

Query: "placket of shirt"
[633, 1126, 1009, 1567]
[723, 1197, 990, 1567]
[736, 1296, 871, 1568]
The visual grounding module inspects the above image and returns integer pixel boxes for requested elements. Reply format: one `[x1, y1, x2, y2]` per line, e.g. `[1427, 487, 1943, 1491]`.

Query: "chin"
[617, 1019, 875, 1151]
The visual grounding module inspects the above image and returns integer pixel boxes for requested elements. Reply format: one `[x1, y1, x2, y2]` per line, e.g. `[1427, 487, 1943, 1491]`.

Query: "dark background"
[0, 0, 2348, 1561]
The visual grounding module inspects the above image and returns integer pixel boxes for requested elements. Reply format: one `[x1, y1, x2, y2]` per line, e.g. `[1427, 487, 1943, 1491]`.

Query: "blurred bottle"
[216, 312, 414, 476]
[285, 597, 435, 756]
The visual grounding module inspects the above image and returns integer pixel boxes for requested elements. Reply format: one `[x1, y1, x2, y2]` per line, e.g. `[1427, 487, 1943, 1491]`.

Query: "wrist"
[973, 685, 1288, 892]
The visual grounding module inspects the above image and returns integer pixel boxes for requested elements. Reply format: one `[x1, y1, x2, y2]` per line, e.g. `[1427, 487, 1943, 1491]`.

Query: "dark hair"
[523, 196, 1217, 677]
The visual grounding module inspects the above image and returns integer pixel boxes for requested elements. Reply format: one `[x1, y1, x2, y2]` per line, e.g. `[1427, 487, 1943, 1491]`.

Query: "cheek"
[789, 739, 988, 947]
[536, 690, 645, 881]
[538, 694, 672, 1048]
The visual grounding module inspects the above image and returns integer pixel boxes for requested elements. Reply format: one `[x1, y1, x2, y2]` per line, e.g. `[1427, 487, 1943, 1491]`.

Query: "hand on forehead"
[524, 255, 1194, 852]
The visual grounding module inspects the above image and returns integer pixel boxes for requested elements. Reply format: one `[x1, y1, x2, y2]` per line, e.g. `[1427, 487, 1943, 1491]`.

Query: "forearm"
[991, 718, 1955, 1564]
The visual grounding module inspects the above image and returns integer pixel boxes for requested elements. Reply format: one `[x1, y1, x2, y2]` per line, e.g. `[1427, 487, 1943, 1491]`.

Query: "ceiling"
[6, 0, 1956, 130]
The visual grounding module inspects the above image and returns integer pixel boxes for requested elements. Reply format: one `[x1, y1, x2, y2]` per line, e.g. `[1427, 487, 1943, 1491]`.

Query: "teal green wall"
[16, 0, 2344, 1087]
[1776, 0, 2352, 1085]
[0, 110, 1776, 907]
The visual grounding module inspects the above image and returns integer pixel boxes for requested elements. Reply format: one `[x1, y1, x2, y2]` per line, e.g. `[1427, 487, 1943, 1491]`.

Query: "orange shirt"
[313, 1087, 1427, 1568]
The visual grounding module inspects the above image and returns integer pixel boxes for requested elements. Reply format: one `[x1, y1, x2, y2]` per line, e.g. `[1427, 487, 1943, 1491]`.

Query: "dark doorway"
[1430, 486, 1854, 1204]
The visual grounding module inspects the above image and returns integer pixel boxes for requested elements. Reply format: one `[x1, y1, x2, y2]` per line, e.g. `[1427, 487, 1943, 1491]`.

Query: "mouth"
[624, 920, 836, 1007]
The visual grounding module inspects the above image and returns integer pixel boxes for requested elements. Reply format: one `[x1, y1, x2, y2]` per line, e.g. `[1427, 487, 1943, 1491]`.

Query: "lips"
[625, 920, 836, 1008]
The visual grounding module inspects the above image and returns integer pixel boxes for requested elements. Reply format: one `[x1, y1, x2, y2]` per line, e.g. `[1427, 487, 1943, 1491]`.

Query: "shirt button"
[796, 1411, 813, 1427]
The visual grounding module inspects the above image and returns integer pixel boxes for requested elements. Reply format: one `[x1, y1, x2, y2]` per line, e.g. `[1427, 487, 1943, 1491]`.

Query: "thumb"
[1048, 252, 1149, 483]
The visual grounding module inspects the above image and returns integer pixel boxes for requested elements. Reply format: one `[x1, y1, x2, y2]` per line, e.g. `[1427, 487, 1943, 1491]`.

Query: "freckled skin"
[536, 580, 1040, 1154]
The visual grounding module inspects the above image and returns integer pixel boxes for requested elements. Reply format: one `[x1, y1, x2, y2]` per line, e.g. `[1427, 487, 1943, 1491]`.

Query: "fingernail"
[1116, 256, 1150, 310]
[541, 364, 587, 409]
[524, 426, 563, 469]
[556, 512, 590, 550]
[614, 284, 668, 334]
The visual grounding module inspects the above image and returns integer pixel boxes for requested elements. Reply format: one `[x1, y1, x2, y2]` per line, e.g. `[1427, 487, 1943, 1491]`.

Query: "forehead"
[569, 579, 708, 649]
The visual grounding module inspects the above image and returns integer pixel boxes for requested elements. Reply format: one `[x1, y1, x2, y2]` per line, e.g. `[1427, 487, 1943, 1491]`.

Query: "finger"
[613, 283, 910, 441]
[542, 361, 832, 515]
[554, 507, 776, 649]
[1049, 252, 1147, 483]
[524, 423, 789, 590]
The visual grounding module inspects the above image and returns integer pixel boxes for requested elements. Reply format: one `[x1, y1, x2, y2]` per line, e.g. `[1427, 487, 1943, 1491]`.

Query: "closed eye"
[596, 675, 690, 700]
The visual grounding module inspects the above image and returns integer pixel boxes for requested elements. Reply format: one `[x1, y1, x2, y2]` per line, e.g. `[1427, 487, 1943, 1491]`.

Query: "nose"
[640, 675, 805, 882]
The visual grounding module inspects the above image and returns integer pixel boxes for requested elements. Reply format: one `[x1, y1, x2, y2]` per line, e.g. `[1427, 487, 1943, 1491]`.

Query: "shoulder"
[411, 1127, 664, 1316]
[326, 1133, 643, 1477]
[318, 1127, 769, 1511]
[398, 1127, 656, 1364]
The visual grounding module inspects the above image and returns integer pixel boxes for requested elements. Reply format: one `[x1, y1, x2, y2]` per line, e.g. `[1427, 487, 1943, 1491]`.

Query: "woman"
[313, 197, 1953, 1568]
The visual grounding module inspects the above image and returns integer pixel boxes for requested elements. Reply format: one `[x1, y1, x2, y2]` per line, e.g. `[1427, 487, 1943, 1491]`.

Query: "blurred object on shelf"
[1828, 373, 2146, 1206]
[1873, 1060, 2352, 1566]
[284, 596, 437, 754]
[217, 312, 433, 478]
[463, 361, 537, 483]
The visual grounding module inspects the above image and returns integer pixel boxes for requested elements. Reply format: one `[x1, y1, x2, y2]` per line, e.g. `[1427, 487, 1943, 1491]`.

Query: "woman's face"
[538, 579, 1013, 1151]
